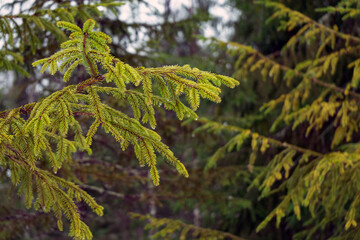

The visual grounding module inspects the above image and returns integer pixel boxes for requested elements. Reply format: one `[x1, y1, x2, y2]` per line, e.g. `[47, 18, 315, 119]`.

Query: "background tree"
[146, 0, 360, 239]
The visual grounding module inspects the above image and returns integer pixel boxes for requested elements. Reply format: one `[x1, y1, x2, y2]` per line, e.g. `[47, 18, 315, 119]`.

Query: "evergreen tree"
[3, 0, 360, 239]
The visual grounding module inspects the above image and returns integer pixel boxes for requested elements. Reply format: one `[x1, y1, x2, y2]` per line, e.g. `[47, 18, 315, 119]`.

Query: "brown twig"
[82, 32, 97, 77]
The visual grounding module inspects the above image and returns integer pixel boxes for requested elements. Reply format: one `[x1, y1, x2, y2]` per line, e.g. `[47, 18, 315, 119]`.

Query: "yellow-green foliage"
[0, 1, 122, 77]
[131, 213, 246, 240]
[0, 19, 238, 239]
[192, 1, 360, 239]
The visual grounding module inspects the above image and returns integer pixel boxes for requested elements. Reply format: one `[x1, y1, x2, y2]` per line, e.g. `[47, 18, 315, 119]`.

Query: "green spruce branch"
[131, 213, 247, 240]
[257, 1, 360, 43]
[203, 2, 360, 236]
[0, 19, 238, 239]
[218, 40, 360, 99]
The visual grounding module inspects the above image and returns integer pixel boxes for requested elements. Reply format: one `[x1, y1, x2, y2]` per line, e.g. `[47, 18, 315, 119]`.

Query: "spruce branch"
[131, 213, 247, 240]
[0, 18, 239, 239]
[196, 118, 323, 171]
[257, 1, 360, 43]
[220, 40, 360, 99]
[0, 75, 105, 119]
[82, 31, 97, 77]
